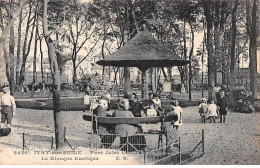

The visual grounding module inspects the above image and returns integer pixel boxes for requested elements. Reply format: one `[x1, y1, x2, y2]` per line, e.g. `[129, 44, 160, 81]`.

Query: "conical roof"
[96, 30, 189, 69]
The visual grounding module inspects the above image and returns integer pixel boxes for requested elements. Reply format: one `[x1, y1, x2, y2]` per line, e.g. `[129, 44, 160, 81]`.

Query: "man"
[217, 89, 228, 123]
[129, 93, 143, 117]
[0, 87, 16, 128]
[214, 84, 222, 99]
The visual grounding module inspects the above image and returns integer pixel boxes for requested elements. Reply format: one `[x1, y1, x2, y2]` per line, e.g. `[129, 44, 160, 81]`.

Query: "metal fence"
[22, 133, 54, 151]
[91, 130, 204, 165]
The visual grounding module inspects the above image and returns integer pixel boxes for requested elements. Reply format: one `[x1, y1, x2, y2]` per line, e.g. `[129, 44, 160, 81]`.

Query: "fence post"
[64, 127, 66, 139]
[51, 137, 54, 149]
[143, 150, 146, 165]
[179, 136, 181, 165]
[202, 129, 204, 155]
[23, 133, 25, 151]
[126, 131, 129, 153]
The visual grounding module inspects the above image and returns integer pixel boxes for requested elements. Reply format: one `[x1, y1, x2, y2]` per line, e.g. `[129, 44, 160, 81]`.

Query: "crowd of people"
[199, 89, 228, 123]
[83, 89, 183, 152]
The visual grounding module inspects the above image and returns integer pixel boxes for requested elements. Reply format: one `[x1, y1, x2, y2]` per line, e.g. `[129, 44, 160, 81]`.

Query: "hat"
[101, 95, 110, 102]
[153, 93, 159, 98]
[3, 87, 9, 90]
[2, 87, 10, 93]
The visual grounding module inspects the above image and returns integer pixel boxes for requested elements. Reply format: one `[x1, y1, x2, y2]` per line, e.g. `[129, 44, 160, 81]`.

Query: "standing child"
[162, 99, 182, 153]
[217, 89, 228, 123]
[208, 99, 218, 123]
[199, 98, 208, 123]
[171, 100, 183, 130]
[1, 87, 16, 128]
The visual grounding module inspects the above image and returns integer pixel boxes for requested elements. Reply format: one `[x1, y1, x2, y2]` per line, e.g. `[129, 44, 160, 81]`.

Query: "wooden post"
[202, 129, 205, 155]
[179, 136, 181, 165]
[140, 67, 148, 100]
[143, 150, 146, 165]
[51, 137, 54, 149]
[23, 133, 25, 150]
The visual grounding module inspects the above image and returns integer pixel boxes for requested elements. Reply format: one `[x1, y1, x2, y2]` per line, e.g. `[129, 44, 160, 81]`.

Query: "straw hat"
[2, 87, 10, 93]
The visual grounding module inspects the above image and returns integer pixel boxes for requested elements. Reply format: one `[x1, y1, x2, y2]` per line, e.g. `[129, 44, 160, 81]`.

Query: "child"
[162, 99, 182, 153]
[152, 93, 162, 115]
[217, 89, 228, 123]
[146, 103, 157, 116]
[208, 99, 218, 123]
[171, 99, 183, 130]
[199, 98, 208, 123]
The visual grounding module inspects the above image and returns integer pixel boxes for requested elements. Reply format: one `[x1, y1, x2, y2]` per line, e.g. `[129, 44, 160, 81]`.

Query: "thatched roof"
[96, 30, 189, 69]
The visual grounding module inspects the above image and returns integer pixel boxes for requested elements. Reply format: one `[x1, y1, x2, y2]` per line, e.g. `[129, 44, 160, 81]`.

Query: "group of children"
[199, 98, 218, 123]
[198, 90, 228, 123]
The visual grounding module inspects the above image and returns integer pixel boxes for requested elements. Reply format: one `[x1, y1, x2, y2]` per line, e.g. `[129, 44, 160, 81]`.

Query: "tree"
[9, 0, 16, 95]
[229, 0, 239, 108]
[0, 0, 28, 87]
[32, 0, 39, 94]
[42, 0, 64, 150]
[16, 1, 23, 86]
[19, 0, 37, 87]
[203, 0, 216, 102]
[246, 0, 258, 99]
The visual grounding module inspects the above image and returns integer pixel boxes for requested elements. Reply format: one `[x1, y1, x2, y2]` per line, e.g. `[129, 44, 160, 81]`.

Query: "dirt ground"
[0, 106, 259, 165]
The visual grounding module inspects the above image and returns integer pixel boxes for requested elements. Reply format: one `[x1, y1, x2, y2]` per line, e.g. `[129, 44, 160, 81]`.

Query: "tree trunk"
[39, 37, 45, 85]
[9, 0, 15, 95]
[229, 0, 239, 108]
[161, 67, 169, 82]
[16, 6, 23, 86]
[203, 0, 216, 102]
[201, 21, 206, 98]
[72, 57, 77, 83]
[214, 0, 220, 84]
[32, 4, 39, 94]
[43, 0, 64, 150]
[123, 29, 131, 95]
[183, 21, 188, 92]
[188, 21, 194, 101]
[219, 1, 226, 85]
[249, 0, 258, 99]
[19, 2, 33, 87]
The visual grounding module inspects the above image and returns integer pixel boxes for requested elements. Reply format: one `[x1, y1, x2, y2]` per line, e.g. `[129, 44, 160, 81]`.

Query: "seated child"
[199, 98, 208, 123]
[146, 103, 157, 117]
[152, 93, 162, 116]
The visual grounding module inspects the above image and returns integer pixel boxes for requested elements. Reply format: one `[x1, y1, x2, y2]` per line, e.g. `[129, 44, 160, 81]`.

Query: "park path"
[182, 107, 260, 165]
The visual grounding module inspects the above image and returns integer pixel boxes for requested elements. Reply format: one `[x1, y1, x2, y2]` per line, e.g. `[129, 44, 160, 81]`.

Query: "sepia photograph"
[0, 0, 259, 165]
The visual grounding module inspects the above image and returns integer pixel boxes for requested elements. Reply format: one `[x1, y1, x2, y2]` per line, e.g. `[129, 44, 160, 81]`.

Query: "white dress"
[172, 106, 183, 126]
[208, 104, 218, 117]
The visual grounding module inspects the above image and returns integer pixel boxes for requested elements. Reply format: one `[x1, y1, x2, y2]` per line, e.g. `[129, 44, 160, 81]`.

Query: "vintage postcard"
[0, 0, 259, 165]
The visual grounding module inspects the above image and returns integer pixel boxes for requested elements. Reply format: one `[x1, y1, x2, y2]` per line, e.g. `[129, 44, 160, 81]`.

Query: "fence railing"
[22, 127, 74, 151]
[91, 130, 205, 165]
[22, 133, 54, 151]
